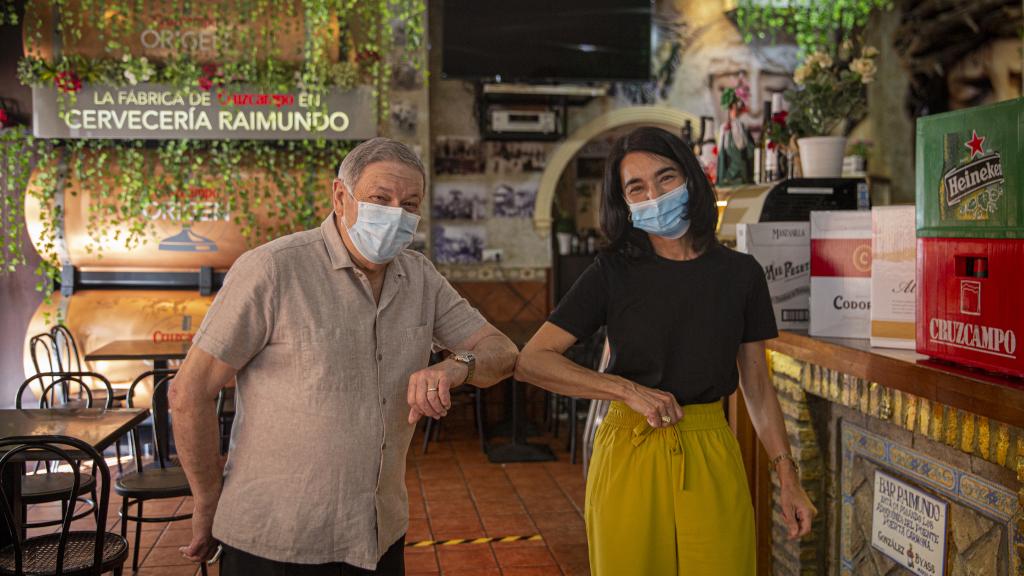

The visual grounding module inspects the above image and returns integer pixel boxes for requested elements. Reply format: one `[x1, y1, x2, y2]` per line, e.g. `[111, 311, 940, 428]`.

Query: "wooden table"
[0, 408, 150, 548]
[86, 340, 191, 460]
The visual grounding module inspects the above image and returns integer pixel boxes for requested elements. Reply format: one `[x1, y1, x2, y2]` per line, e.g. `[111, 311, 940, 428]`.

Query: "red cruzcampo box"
[917, 238, 1023, 377]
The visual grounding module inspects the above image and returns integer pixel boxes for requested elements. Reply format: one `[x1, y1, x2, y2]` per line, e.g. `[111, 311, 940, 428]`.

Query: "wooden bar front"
[729, 330, 1024, 575]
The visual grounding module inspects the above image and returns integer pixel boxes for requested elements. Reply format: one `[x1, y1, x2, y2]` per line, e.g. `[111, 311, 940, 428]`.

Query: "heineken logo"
[943, 154, 1004, 207]
[940, 129, 1005, 218]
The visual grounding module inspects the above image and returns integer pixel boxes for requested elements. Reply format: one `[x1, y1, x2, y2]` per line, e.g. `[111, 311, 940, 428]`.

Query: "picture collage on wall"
[432, 137, 545, 263]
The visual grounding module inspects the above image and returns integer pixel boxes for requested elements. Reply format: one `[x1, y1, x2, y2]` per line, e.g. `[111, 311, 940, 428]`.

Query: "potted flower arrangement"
[785, 43, 878, 177]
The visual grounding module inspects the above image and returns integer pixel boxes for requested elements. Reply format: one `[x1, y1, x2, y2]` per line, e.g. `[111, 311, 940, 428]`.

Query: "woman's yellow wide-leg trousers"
[585, 401, 756, 575]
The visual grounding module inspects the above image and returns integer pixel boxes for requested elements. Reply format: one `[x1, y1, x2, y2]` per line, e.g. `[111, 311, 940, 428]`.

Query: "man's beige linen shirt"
[193, 216, 486, 569]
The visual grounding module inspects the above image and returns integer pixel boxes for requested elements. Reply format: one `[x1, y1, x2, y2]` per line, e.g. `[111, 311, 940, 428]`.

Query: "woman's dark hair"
[600, 126, 719, 257]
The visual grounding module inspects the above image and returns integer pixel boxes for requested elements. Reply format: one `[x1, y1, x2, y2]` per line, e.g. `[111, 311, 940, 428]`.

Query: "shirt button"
[382, 442, 387, 450]
[382, 398, 387, 405]
[377, 353, 383, 361]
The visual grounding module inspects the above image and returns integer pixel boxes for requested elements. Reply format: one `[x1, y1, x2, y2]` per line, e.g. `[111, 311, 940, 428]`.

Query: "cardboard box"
[870, 206, 917, 349]
[917, 238, 1024, 377]
[736, 222, 810, 330]
[916, 97, 1023, 239]
[810, 210, 872, 338]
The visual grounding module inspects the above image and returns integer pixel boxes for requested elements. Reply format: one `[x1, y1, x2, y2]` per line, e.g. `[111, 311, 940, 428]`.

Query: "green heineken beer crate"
[916, 97, 1023, 238]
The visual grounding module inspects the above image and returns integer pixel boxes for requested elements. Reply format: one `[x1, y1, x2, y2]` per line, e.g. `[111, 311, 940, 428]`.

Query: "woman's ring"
[661, 415, 672, 424]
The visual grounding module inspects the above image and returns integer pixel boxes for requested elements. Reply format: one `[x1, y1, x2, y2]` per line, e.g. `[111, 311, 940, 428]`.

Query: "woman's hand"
[777, 464, 817, 539]
[620, 379, 684, 428]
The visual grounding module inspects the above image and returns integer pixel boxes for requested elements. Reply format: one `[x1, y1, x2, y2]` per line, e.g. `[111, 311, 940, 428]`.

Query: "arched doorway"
[532, 106, 700, 236]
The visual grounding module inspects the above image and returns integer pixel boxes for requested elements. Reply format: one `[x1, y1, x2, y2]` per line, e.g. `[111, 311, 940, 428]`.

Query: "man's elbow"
[167, 381, 187, 412]
[168, 376, 206, 414]
[481, 337, 518, 388]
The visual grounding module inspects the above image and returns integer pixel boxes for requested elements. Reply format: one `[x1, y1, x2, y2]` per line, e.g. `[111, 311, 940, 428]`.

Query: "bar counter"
[767, 330, 1024, 428]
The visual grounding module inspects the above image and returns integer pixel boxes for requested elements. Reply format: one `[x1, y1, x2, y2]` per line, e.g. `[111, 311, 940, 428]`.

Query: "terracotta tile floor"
[24, 412, 590, 575]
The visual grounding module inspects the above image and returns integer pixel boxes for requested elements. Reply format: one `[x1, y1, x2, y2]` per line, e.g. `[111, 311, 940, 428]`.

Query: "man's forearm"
[171, 389, 225, 516]
[465, 334, 518, 388]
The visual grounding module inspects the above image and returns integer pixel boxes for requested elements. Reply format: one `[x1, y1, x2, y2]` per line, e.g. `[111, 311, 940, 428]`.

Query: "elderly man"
[170, 138, 518, 575]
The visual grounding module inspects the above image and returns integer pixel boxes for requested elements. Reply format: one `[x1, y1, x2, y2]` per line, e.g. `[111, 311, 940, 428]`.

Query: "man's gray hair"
[337, 137, 425, 191]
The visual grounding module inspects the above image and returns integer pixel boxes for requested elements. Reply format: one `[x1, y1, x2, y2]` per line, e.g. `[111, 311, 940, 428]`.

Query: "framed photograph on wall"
[486, 141, 549, 174]
[493, 179, 538, 219]
[432, 181, 488, 220]
[435, 136, 485, 175]
[432, 224, 486, 264]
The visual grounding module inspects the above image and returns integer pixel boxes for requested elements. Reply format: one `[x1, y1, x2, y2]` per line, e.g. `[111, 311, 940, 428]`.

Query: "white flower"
[793, 64, 810, 84]
[849, 57, 877, 84]
[839, 39, 854, 60]
[862, 46, 879, 58]
[124, 69, 137, 85]
[803, 51, 833, 71]
[122, 54, 131, 63]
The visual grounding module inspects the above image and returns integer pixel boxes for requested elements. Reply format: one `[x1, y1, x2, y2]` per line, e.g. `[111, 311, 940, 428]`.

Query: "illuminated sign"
[33, 83, 376, 140]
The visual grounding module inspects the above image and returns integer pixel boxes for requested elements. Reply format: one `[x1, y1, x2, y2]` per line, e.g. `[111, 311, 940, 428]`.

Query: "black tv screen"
[442, 0, 653, 82]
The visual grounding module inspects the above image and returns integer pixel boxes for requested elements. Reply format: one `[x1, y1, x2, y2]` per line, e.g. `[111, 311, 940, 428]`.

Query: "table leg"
[153, 359, 171, 464]
[488, 380, 543, 438]
[0, 461, 24, 549]
[486, 379, 555, 463]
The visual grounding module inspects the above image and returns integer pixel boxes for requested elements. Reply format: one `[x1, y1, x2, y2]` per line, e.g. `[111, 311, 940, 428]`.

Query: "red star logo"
[965, 130, 985, 160]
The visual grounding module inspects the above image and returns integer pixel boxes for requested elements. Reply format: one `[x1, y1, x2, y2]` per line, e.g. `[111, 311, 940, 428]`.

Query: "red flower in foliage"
[0, 108, 8, 128]
[202, 63, 221, 78]
[198, 63, 223, 91]
[771, 110, 788, 126]
[356, 49, 382, 63]
[767, 141, 777, 151]
[55, 71, 82, 93]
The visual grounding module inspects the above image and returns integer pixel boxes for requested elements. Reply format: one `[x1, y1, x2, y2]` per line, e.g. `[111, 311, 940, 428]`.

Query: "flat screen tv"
[442, 0, 653, 82]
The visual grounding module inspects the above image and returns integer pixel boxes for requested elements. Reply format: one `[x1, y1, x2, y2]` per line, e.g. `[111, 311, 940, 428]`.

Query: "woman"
[515, 127, 816, 575]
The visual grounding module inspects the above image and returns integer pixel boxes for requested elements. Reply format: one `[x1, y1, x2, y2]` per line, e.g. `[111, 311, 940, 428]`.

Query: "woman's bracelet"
[770, 453, 799, 474]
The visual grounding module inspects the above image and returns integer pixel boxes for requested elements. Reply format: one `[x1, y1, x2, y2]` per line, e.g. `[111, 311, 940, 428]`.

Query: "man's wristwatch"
[450, 351, 476, 385]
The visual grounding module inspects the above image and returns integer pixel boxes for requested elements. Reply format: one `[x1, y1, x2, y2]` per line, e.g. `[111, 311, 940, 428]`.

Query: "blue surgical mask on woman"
[628, 182, 691, 239]
[344, 191, 421, 264]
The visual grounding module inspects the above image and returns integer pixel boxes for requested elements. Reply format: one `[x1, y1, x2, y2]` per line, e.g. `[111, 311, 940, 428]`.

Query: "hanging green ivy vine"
[3, 126, 355, 298]
[734, 0, 892, 55]
[0, 0, 426, 296]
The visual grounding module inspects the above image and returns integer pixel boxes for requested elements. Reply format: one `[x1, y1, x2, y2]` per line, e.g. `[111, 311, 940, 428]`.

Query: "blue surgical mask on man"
[628, 182, 691, 239]
[344, 191, 421, 264]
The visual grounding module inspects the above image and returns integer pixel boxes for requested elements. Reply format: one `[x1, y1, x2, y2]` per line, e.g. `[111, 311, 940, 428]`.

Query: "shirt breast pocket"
[298, 325, 373, 404]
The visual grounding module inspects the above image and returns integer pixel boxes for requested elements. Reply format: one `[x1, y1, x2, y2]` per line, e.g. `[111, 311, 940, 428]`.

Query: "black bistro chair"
[15, 373, 117, 537]
[548, 328, 605, 464]
[115, 370, 206, 575]
[0, 435, 129, 575]
[50, 326, 128, 410]
[28, 334, 63, 407]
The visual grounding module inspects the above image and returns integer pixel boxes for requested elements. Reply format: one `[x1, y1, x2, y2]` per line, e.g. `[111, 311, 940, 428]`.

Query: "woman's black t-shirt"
[548, 242, 778, 405]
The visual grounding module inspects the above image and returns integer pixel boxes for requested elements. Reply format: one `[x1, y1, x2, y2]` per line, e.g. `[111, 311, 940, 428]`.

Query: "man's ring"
[427, 386, 439, 392]
[661, 415, 671, 424]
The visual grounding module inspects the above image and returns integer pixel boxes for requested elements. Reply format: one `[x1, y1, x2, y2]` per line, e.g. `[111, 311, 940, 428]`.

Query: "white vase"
[556, 232, 573, 256]
[798, 136, 847, 178]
